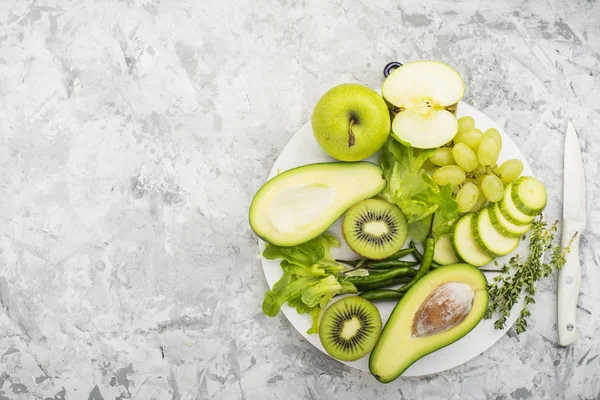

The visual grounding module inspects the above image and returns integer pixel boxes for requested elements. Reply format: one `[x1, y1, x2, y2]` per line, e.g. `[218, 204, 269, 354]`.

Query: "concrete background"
[0, 0, 598, 399]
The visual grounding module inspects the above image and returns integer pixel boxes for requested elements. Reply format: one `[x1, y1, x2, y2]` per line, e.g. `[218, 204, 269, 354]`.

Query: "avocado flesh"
[249, 162, 386, 246]
[369, 264, 488, 383]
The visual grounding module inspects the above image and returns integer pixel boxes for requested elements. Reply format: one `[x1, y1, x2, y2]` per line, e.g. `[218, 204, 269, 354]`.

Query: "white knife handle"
[557, 220, 582, 346]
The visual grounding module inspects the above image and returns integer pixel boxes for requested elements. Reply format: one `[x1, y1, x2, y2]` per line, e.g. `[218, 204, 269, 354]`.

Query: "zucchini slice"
[489, 202, 531, 238]
[433, 234, 460, 265]
[510, 176, 547, 216]
[472, 208, 520, 257]
[451, 214, 493, 267]
[498, 183, 535, 225]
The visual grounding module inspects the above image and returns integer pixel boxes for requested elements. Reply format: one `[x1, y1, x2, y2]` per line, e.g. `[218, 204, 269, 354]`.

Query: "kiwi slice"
[342, 198, 408, 259]
[319, 296, 382, 361]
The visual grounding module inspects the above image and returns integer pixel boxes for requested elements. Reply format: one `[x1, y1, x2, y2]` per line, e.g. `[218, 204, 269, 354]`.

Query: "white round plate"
[259, 102, 529, 377]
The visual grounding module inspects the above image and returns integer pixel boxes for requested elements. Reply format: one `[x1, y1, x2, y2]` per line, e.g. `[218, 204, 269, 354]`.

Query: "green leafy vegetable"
[484, 218, 575, 334]
[261, 233, 355, 334]
[262, 274, 318, 317]
[302, 276, 342, 308]
[380, 140, 458, 234]
[307, 308, 321, 334]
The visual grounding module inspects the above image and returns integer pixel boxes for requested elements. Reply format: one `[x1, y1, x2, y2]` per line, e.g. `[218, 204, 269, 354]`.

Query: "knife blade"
[557, 121, 586, 346]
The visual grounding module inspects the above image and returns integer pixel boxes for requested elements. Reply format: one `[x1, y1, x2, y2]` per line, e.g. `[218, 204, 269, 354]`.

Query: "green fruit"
[312, 84, 390, 161]
[369, 264, 488, 383]
[471, 208, 519, 257]
[319, 296, 382, 361]
[342, 198, 408, 260]
[433, 234, 459, 265]
[249, 162, 386, 246]
[382, 61, 465, 149]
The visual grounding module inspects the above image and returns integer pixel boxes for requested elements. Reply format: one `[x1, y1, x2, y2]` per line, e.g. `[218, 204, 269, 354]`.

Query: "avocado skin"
[369, 264, 488, 383]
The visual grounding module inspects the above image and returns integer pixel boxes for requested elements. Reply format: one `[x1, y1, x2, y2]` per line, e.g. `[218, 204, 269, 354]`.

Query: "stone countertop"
[0, 0, 598, 399]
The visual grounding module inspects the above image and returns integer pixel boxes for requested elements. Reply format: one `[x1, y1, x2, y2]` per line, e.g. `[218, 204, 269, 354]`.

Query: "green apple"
[382, 61, 465, 149]
[312, 84, 391, 161]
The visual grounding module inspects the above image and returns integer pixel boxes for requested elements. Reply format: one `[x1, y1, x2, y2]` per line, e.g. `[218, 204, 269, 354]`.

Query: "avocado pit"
[412, 282, 474, 337]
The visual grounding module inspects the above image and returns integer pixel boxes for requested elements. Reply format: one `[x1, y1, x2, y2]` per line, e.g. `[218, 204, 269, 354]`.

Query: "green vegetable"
[263, 233, 342, 273]
[343, 267, 415, 290]
[484, 218, 575, 333]
[307, 308, 321, 334]
[360, 289, 405, 301]
[398, 234, 435, 293]
[338, 259, 419, 269]
[410, 240, 442, 268]
[364, 260, 419, 269]
[302, 275, 344, 308]
[352, 276, 412, 291]
[410, 240, 508, 274]
[261, 233, 357, 334]
[383, 247, 416, 260]
[380, 140, 458, 235]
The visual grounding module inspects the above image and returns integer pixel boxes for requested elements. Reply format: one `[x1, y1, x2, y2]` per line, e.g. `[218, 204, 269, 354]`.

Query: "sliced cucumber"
[499, 183, 535, 225]
[472, 208, 520, 257]
[511, 176, 547, 216]
[489, 202, 531, 238]
[434, 235, 459, 265]
[451, 214, 493, 267]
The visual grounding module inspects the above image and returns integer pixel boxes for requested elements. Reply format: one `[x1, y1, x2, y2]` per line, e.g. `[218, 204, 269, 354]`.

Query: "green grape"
[477, 136, 501, 166]
[481, 174, 504, 202]
[475, 173, 485, 186]
[458, 116, 475, 133]
[483, 128, 502, 147]
[498, 159, 523, 183]
[452, 143, 479, 172]
[433, 165, 466, 187]
[469, 185, 488, 212]
[456, 182, 480, 213]
[454, 129, 483, 151]
[429, 147, 456, 166]
[422, 159, 437, 173]
[474, 164, 488, 177]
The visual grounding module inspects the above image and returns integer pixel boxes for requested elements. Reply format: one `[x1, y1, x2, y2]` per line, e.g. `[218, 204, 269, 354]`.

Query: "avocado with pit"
[369, 263, 488, 383]
[249, 162, 386, 247]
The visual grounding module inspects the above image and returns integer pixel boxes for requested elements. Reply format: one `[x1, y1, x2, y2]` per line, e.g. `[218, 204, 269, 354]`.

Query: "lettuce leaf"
[262, 274, 320, 317]
[301, 275, 342, 308]
[380, 140, 458, 227]
[307, 307, 321, 335]
[261, 233, 349, 334]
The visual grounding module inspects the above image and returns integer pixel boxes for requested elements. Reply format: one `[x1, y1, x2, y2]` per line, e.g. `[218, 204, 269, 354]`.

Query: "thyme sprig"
[484, 217, 576, 334]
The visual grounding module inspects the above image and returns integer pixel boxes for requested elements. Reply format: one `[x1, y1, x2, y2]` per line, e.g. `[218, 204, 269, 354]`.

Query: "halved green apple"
[382, 61, 465, 149]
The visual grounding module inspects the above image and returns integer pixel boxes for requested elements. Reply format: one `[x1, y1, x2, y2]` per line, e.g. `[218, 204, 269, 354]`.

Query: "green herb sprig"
[484, 217, 576, 334]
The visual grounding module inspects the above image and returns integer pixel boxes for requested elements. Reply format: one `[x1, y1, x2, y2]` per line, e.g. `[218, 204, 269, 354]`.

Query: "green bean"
[367, 267, 417, 275]
[399, 230, 436, 293]
[337, 259, 418, 269]
[430, 263, 505, 274]
[351, 276, 412, 291]
[360, 289, 405, 301]
[337, 259, 363, 267]
[411, 240, 442, 268]
[344, 267, 415, 288]
[382, 247, 415, 260]
[413, 242, 500, 273]
[365, 260, 419, 269]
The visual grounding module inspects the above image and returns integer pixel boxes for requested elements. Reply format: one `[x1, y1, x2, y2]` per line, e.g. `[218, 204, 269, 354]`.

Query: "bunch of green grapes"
[429, 116, 524, 214]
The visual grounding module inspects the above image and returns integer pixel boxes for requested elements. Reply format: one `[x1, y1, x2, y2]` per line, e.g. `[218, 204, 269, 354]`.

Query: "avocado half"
[249, 162, 386, 246]
[369, 264, 488, 383]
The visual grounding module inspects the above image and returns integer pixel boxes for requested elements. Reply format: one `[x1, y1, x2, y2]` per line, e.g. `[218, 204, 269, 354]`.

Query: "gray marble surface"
[0, 0, 598, 399]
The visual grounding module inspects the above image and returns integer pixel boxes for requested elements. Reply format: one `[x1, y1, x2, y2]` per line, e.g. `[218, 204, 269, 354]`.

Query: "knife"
[557, 121, 587, 346]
